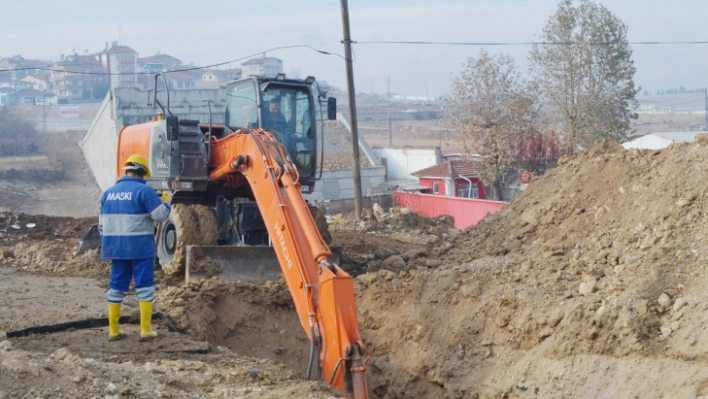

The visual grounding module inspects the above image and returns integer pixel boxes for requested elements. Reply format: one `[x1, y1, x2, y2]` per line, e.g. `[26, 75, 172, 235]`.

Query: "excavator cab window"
[225, 80, 258, 131]
[261, 84, 315, 177]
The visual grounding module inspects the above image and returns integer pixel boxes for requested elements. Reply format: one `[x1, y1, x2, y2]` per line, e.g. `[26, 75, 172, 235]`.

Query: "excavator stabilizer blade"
[185, 245, 342, 284]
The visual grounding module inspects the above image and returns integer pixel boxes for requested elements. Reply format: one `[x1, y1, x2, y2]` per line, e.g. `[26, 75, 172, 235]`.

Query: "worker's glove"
[161, 192, 172, 203]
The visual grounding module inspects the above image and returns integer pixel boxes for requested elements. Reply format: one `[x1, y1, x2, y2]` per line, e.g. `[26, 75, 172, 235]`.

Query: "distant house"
[412, 160, 486, 199]
[165, 72, 196, 90]
[200, 68, 242, 87]
[138, 53, 182, 74]
[242, 57, 283, 78]
[96, 42, 139, 90]
[50, 54, 106, 101]
[11, 89, 45, 106]
[21, 75, 49, 91]
[622, 131, 708, 150]
[0, 56, 49, 80]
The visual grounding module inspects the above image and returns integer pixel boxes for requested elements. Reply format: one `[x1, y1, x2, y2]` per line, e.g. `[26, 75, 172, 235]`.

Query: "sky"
[1, 0, 706, 98]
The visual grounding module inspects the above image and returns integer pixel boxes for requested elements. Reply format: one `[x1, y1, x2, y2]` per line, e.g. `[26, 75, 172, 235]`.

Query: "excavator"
[99, 74, 369, 398]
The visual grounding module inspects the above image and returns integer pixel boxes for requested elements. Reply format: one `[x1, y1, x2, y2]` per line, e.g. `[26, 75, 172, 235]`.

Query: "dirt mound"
[349, 140, 708, 398]
[330, 205, 458, 275]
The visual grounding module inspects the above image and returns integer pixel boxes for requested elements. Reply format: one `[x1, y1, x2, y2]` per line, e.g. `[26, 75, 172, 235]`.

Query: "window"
[433, 182, 439, 194]
[225, 79, 258, 132]
[458, 183, 479, 199]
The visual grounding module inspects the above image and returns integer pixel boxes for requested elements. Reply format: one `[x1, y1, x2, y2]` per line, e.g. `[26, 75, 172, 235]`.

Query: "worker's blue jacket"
[99, 176, 171, 260]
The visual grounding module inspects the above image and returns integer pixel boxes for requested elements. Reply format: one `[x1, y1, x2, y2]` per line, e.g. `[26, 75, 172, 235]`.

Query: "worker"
[98, 154, 171, 342]
[263, 97, 289, 132]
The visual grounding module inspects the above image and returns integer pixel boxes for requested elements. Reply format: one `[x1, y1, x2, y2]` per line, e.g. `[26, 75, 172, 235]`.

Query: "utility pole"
[388, 112, 392, 147]
[340, 0, 363, 221]
[370, 77, 374, 95]
[385, 76, 390, 100]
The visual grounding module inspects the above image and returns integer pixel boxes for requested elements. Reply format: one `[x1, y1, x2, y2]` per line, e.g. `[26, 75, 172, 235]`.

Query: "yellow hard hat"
[124, 154, 151, 178]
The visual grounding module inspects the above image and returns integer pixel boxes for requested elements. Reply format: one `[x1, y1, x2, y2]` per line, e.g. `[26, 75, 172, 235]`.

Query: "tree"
[443, 50, 540, 200]
[529, 0, 638, 149]
[0, 107, 39, 156]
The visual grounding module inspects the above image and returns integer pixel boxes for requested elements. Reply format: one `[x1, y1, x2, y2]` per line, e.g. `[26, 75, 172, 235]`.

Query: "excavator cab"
[225, 76, 323, 185]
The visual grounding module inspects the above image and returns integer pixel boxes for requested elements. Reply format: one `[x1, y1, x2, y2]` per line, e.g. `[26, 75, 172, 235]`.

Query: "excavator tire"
[308, 204, 332, 245]
[157, 204, 200, 276]
[158, 204, 220, 276]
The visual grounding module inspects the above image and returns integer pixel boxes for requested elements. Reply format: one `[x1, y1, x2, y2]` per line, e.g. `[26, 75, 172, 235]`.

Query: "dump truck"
[78, 73, 369, 398]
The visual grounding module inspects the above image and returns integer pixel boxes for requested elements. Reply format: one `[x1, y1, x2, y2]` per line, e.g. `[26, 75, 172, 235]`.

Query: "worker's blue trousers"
[106, 257, 155, 304]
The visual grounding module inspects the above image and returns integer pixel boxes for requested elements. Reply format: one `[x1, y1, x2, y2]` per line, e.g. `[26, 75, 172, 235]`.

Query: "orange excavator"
[115, 74, 369, 398]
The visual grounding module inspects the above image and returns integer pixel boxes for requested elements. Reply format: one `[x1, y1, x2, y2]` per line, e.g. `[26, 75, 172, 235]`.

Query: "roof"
[22, 75, 49, 82]
[204, 68, 241, 76]
[651, 131, 707, 143]
[242, 57, 282, 65]
[99, 45, 137, 55]
[14, 89, 45, 96]
[138, 54, 182, 65]
[167, 71, 195, 80]
[412, 160, 478, 178]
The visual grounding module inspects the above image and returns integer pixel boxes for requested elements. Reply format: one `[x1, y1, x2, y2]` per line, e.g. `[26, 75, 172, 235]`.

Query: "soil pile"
[353, 140, 708, 398]
[330, 205, 458, 275]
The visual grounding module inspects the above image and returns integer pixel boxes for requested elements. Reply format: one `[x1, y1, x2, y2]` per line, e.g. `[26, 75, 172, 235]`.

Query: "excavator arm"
[207, 128, 369, 399]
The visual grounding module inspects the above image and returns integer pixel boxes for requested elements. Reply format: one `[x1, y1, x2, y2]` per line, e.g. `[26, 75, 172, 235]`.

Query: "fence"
[394, 191, 507, 230]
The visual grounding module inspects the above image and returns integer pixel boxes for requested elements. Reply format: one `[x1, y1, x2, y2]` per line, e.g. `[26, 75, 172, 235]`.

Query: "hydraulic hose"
[306, 324, 316, 380]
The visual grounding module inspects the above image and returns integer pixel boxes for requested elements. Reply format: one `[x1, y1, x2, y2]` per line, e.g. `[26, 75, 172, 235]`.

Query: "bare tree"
[443, 50, 539, 200]
[530, 0, 638, 149]
[0, 107, 39, 156]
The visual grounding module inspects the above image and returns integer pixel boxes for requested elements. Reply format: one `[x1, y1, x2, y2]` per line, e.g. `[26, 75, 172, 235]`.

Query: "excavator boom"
[208, 128, 369, 398]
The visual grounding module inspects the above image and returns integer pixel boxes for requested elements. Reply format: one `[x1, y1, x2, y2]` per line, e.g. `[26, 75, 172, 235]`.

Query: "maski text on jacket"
[106, 192, 132, 201]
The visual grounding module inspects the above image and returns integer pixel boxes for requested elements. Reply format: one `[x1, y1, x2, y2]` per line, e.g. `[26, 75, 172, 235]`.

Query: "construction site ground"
[7, 127, 708, 397]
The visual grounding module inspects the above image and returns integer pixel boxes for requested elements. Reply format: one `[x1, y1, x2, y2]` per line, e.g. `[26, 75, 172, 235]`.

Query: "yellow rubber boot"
[139, 301, 158, 341]
[107, 303, 125, 341]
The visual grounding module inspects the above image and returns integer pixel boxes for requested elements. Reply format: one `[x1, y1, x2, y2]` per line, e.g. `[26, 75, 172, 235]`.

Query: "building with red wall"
[411, 160, 486, 199]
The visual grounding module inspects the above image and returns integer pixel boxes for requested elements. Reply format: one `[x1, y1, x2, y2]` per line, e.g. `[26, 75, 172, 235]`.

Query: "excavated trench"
[161, 278, 443, 399]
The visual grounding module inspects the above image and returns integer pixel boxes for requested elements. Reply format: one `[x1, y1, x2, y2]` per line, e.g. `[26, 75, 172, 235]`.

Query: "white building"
[372, 146, 442, 181]
[241, 57, 283, 78]
[96, 42, 138, 90]
[622, 132, 708, 150]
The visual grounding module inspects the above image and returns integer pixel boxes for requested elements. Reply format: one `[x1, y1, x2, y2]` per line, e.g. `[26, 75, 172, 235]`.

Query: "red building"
[411, 160, 486, 199]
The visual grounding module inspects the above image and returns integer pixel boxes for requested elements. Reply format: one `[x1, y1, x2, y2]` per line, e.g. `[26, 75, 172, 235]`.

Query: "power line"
[0, 44, 344, 77]
[356, 40, 708, 46]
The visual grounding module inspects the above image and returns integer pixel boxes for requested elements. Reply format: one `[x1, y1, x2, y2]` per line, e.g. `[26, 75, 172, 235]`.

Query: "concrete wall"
[79, 93, 119, 192]
[306, 166, 387, 201]
[311, 194, 394, 215]
[394, 191, 507, 230]
[112, 87, 226, 130]
[372, 146, 441, 180]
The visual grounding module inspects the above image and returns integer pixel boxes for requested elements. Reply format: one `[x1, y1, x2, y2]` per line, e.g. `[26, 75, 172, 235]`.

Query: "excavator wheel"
[157, 204, 218, 276]
[308, 204, 332, 245]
